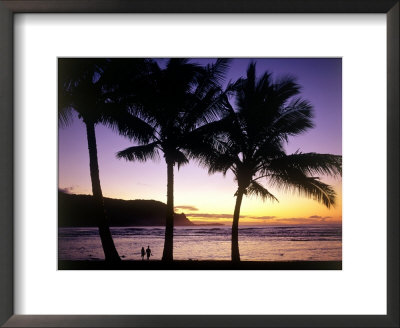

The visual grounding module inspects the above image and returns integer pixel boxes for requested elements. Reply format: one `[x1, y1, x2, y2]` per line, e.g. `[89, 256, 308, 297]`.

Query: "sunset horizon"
[59, 188, 342, 226]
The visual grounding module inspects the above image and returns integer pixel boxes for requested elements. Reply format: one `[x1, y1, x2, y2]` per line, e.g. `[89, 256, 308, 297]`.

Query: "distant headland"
[58, 191, 219, 227]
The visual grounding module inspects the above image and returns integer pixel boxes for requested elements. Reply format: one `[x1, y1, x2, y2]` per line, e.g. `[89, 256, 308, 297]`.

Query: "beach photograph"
[58, 57, 342, 270]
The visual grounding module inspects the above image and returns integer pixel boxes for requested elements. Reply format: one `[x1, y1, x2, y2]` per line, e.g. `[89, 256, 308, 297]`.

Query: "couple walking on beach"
[141, 246, 152, 260]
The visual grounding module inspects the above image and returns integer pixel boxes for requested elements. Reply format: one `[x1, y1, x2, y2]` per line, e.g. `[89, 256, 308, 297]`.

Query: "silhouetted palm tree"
[193, 63, 342, 262]
[116, 58, 231, 261]
[58, 58, 153, 262]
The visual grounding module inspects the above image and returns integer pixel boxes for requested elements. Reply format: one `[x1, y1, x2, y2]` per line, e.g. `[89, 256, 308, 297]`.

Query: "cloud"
[59, 186, 74, 194]
[248, 216, 276, 220]
[276, 216, 338, 224]
[276, 217, 316, 224]
[174, 205, 199, 212]
[319, 216, 332, 222]
[186, 214, 277, 222]
[185, 213, 340, 225]
[308, 215, 332, 221]
[191, 221, 228, 226]
[186, 213, 233, 219]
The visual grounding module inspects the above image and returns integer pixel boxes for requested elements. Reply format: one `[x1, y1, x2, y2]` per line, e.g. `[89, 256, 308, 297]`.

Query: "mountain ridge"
[58, 191, 195, 227]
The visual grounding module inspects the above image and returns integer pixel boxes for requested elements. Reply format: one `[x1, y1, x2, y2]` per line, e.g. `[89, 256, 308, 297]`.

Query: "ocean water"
[58, 224, 342, 262]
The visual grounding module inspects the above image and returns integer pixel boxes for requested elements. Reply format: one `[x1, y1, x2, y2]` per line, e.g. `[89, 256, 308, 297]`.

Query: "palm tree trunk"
[162, 160, 174, 262]
[86, 121, 120, 262]
[232, 189, 244, 262]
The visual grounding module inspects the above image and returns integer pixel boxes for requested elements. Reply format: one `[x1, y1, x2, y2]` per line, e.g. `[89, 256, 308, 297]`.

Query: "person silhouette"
[146, 245, 152, 260]
[141, 247, 145, 260]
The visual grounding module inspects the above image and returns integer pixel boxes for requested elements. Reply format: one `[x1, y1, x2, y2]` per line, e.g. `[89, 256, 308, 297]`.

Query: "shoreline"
[58, 260, 342, 270]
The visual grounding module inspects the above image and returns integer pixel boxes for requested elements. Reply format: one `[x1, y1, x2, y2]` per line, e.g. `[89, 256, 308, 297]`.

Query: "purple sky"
[59, 58, 342, 224]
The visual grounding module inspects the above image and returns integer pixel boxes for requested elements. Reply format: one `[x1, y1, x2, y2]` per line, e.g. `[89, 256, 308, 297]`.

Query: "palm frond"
[99, 103, 155, 143]
[189, 137, 237, 176]
[116, 142, 160, 162]
[58, 58, 108, 124]
[246, 180, 279, 202]
[58, 105, 74, 128]
[272, 75, 301, 105]
[269, 173, 337, 208]
[267, 98, 314, 141]
[174, 150, 190, 169]
[269, 152, 342, 177]
[245, 62, 256, 93]
[205, 58, 231, 87]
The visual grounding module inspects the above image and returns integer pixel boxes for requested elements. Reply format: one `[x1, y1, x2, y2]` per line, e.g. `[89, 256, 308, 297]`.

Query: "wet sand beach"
[58, 260, 342, 270]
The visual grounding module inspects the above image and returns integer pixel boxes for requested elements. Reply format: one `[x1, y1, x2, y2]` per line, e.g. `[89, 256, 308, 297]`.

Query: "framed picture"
[57, 57, 343, 271]
[0, 1, 398, 327]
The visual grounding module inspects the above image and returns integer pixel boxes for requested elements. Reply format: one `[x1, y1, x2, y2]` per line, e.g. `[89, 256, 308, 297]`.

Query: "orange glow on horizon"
[61, 178, 342, 226]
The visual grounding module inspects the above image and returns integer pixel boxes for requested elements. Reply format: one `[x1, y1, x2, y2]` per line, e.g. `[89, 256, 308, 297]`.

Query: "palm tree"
[58, 58, 153, 262]
[193, 63, 342, 262]
[116, 58, 231, 262]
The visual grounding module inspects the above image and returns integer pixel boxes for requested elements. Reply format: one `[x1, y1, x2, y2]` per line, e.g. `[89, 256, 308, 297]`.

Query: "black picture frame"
[0, 1, 398, 327]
